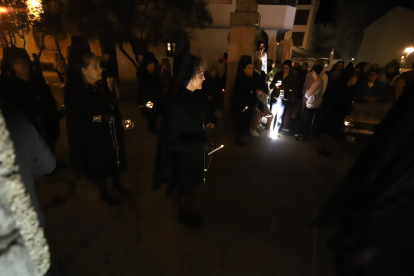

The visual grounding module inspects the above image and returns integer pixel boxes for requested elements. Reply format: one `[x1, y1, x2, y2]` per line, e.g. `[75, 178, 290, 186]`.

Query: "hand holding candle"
[208, 144, 224, 156]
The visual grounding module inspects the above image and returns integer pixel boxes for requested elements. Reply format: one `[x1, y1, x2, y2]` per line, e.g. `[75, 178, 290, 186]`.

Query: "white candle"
[208, 145, 224, 156]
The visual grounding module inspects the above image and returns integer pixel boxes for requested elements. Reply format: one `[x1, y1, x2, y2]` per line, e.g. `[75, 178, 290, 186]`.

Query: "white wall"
[258, 5, 296, 30]
[356, 7, 414, 67]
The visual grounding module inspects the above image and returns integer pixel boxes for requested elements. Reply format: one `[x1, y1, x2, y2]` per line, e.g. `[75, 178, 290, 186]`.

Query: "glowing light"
[26, 0, 43, 21]
[269, 132, 280, 140]
[242, 106, 248, 112]
[405, 47, 414, 54]
[122, 119, 134, 130]
[0, 7, 9, 13]
[222, 89, 225, 92]
[146, 101, 154, 108]
[351, 58, 355, 61]
[344, 121, 351, 126]
[207, 145, 225, 155]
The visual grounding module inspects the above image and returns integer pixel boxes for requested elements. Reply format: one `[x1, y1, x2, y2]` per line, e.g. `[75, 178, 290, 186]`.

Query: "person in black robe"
[200, 67, 224, 128]
[65, 47, 129, 206]
[31, 53, 43, 76]
[355, 69, 385, 103]
[231, 55, 257, 146]
[136, 52, 164, 134]
[0, 47, 60, 153]
[153, 38, 209, 229]
[313, 81, 414, 276]
[314, 71, 357, 157]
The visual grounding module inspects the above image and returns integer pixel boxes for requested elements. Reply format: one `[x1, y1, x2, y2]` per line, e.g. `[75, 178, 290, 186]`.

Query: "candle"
[208, 145, 224, 156]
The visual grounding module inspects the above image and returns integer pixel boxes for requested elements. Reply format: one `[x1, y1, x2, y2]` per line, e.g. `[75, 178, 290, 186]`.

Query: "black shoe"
[234, 137, 245, 147]
[318, 147, 332, 158]
[178, 212, 201, 229]
[100, 193, 121, 206]
[111, 184, 131, 196]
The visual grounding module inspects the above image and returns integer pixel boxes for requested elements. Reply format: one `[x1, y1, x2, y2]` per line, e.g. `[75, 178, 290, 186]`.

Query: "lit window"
[166, 42, 176, 57]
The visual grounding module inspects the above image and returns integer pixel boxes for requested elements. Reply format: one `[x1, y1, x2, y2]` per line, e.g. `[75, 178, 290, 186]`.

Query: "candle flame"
[221, 145, 224, 147]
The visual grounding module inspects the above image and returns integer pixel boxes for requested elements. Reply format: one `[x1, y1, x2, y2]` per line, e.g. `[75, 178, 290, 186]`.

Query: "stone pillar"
[224, 0, 260, 110]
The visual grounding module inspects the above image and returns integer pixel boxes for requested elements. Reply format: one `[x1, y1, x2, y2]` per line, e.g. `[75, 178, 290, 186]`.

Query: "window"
[294, 10, 310, 25]
[276, 31, 286, 42]
[166, 42, 176, 57]
[44, 35, 57, 51]
[297, 0, 312, 4]
[291, 32, 305, 46]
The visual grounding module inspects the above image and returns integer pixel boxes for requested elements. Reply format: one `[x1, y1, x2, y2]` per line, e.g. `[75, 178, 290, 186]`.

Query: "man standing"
[104, 53, 120, 99]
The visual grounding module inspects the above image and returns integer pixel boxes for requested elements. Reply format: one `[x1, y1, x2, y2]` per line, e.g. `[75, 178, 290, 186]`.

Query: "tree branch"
[117, 43, 138, 70]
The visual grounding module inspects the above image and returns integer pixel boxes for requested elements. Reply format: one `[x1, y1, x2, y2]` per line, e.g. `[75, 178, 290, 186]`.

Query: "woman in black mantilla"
[231, 55, 257, 146]
[153, 38, 209, 229]
[0, 47, 60, 152]
[65, 50, 129, 206]
[136, 52, 164, 134]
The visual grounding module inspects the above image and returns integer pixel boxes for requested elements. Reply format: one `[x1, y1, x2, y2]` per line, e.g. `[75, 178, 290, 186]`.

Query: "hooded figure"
[136, 52, 164, 133]
[314, 81, 414, 275]
[231, 55, 257, 146]
[64, 37, 129, 206]
[0, 47, 60, 152]
[152, 37, 207, 229]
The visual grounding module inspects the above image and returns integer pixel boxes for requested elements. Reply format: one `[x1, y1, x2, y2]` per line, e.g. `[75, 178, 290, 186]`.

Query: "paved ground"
[35, 73, 366, 276]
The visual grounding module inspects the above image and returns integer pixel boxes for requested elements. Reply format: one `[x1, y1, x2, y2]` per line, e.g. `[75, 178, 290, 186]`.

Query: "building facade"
[279, 0, 319, 50]
[355, 6, 414, 68]
[116, 0, 297, 87]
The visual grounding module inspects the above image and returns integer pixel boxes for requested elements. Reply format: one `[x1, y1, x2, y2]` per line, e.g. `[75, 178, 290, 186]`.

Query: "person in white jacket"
[295, 64, 325, 141]
[302, 60, 328, 112]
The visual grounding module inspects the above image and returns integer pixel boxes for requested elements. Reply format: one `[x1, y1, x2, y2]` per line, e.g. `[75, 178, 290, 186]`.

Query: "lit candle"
[242, 106, 248, 112]
[208, 145, 224, 156]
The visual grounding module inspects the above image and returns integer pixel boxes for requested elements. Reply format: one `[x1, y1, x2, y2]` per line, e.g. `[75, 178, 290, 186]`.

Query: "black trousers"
[300, 107, 318, 136]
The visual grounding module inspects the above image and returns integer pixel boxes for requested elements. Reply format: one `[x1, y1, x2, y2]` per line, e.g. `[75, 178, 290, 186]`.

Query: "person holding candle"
[153, 37, 210, 229]
[65, 40, 129, 206]
[231, 55, 257, 145]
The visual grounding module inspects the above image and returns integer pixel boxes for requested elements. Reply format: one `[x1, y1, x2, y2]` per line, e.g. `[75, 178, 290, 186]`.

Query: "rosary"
[203, 145, 224, 183]
[108, 116, 121, 167]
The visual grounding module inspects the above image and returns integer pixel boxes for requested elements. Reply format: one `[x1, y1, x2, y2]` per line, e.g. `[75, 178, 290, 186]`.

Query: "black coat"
[0, 75, 59, 146]
[137, 70, 164, 107]
[270, 71, 297, 101]
[253, 70, 269, 95]
[315, 80, 355, 135]
[152, 88, 206, 193]
[65, 80, 126, 178]
[231, 73, 257, 133]
[355, 80, 385, 100]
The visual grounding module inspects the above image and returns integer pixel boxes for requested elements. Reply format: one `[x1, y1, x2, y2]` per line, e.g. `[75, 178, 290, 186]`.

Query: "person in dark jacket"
[161, 58, 172, 94]
[253, 59, 269, 95]
[104, 53, 120, 99]
[31, 53, 43, 76]
[152, 38, 208, 229]
[313, 81, 414, 276]
[355, 69, 385, 102]
[202, 67, 224, 128]
[0, 47, 60, 153]
[231, 55, 257, 146]
[136, 52, 164, 134]
[328, 61, 345, 81]
[65, 50, 129, 206]
[315, 71, 357, 157]
[269, 60, 297, 136]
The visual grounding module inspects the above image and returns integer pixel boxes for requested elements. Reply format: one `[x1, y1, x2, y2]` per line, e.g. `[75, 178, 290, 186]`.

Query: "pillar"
[224, 0, 260, 110]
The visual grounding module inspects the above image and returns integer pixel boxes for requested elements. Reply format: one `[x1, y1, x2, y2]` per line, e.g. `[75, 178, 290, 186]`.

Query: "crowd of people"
[1, 36, 414, 275]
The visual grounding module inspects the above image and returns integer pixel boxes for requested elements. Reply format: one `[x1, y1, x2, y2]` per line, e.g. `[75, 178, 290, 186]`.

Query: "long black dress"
[153, 88, 206, 195]
[231, 73, 257, 134]
[65, 80, 126, 178]
[0, 75, 60, 149]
